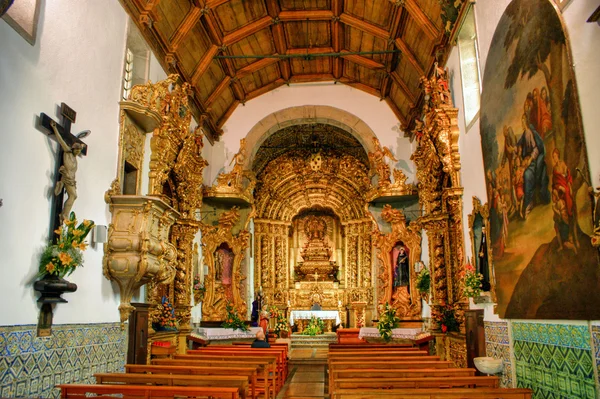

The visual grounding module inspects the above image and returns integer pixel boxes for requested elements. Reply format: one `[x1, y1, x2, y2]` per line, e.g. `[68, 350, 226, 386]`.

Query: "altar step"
[290, 332, 337, 348]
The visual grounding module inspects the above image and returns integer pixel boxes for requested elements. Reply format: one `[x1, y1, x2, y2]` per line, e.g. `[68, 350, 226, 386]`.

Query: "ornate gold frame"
[374, 205, 422, 318]
[200, 207, 249, 320]
[467, 197, 497, 303]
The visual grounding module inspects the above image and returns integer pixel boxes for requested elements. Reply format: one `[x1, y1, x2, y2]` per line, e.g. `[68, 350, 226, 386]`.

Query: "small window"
[457, 6, 481, 130]
[121, 21, 150, 100]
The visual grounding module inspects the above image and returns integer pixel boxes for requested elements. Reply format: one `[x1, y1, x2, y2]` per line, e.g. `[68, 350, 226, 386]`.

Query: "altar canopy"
[289, 310, 340, 326]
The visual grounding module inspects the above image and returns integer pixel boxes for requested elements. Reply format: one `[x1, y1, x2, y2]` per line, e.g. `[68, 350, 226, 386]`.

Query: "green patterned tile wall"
[512, 322, 597, 399]
[0, 323, 127, 398]
[592, 324, 600, 387]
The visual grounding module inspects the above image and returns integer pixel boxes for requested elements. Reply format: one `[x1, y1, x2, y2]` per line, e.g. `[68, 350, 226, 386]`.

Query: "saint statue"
[478, 226, 491, 291]
[393, 244, 410, 288]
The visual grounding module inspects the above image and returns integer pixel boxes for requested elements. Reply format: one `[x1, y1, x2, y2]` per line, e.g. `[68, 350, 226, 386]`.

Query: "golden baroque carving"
[173, 127, 208, 219]
[102, 196, 179, 323]
[373, 205, 422, 318]
[204, 138, 256, 204]
[200, 207, 249, 320]
[148, 75, 194, 198]
[368, 137, 397, 188]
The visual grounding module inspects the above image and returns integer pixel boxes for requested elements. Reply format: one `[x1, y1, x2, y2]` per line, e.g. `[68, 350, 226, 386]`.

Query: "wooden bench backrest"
[334, 387, 532, 399]
[329, 360, 452, 369]
[328, 350, 429, 357]
[58, 383, 241, 399]
[333, 376, 500, 390]
[329, 344, 415, 349]
[332, 368, 476, 379]
[126, 364, 257, 377]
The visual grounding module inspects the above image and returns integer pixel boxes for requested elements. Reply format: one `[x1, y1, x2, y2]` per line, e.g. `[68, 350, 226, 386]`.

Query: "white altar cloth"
[289, 310, 340, 326]
[358, 327, 430, 340]
[191, 327, 262, 341]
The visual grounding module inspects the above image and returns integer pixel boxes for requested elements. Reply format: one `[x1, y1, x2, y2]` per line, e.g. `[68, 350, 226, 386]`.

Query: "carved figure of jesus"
[51, 120, 83, 222]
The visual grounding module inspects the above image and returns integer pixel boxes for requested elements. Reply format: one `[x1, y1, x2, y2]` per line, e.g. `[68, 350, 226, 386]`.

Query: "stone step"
[290, 333, 337, 349]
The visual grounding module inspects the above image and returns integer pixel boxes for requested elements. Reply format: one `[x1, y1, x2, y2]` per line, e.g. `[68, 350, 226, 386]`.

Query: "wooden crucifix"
[39, 103, 89, 241]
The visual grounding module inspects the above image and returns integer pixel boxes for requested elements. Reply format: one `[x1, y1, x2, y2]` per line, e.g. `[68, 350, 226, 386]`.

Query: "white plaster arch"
[243, 105, 378, 169]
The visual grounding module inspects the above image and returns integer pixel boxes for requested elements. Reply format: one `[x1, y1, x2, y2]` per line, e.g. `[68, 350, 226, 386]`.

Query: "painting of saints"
[479, 0, 600, 319]
[214, 243, 234, 286]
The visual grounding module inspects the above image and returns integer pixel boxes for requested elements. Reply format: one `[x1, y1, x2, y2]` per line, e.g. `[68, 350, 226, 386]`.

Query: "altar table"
[358, 327, 433, 350]
[289, 310, 340, 326]
[191, 327, 262, 343]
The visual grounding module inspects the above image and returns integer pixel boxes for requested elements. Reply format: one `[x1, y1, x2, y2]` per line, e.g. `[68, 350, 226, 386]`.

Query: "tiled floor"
[277, 364, 327, 399]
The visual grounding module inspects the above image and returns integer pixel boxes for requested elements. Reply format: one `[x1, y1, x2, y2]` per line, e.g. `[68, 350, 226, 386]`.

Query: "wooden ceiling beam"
[270, 13, 291, 82]
[278, 10, 334, 21]
[169, 5, 203, 51]
[332, 0, 344, 80]
[223, 15, 273, 46]
[384, 97, 408, 126]
[290, 74, 335, 83]
[394, 37, 424, 76]
[201, 10, 224, 45]
[236, 57, 281, 78]
[390, 71, 416, 105]
[404, 0, 439, 41]
[340, 52, 385, 69]
[383, 5, 403, 73]
[206, 0, 229, 8]
[231, 79, 246, 103]
[191, 44, 219, 83]
[287, 47, 334, 55]
[206, 76, 232, 107]
[264, 0, 280, 18]
[381, 75, 393, 99]
[340, 13, 390, 41]
[245, 78, 286, 102]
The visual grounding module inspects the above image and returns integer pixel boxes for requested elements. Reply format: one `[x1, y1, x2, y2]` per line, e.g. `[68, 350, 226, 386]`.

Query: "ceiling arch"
[120, 0, 469, 141]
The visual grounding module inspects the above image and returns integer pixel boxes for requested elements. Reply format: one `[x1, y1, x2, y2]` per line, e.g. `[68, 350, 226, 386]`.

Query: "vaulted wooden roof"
[120, 0, 468, 142]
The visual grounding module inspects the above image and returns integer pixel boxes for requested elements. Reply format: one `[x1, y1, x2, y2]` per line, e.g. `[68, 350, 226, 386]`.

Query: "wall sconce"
[92, 225, 108, 244]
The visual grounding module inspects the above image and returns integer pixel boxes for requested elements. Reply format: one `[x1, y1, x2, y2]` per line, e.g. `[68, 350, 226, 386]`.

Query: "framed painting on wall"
[479, 0, 600, 319]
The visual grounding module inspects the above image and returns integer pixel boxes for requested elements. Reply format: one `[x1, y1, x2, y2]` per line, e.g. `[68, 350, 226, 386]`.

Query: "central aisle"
[277, 364, 327, 399]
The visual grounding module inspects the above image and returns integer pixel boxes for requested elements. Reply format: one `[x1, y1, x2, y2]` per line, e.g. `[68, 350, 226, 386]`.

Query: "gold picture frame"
[467, 197, 497, 303]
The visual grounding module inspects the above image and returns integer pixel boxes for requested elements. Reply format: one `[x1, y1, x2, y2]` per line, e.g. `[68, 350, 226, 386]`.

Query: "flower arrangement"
[221, 302, 249, 331]
[269, 306, 289, 335]
[39, 212, 94, 277]
[416, 267, 430, 296]
[193, 275, 205, 303]
[377, 302, 400, 342]
[434, 304, 459, 333]
[155, 296, 178, 331]
[462, 262, 484, 298]
[302, 315, 325, 336]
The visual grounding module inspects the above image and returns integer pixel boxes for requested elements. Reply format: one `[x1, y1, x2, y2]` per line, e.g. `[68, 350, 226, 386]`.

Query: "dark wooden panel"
[228, 28, 277, 70]
[280, 0, 331, 10]
[403, 16, 434, 69]
[178, 23, 213, 77]
[197, 59, 226, 103]
[209, 87, 236, 122]
[239, 63, 281, 93]
[344, 0, 394, 29]
[284, 21, 331, 48]
[344, 26, 388, 64]
[214, 0, 268, 34]
[343, 61, 383, 89]
[154, 0, 191, 40]
[127, 303, 151, 365]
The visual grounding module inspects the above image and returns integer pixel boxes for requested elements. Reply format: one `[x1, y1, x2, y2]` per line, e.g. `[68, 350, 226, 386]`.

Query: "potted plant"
[462, 262, 484, 299]
[434, 304, 459, 333]
[302, 315, 325, 336]
[152, 296, 178, 332]
[377, 302, 400, 342]
[416, 267, 431, 302]
[221, 302, 249, 331]
[34, 212, 94, 303]
[272, 308, 289, 338]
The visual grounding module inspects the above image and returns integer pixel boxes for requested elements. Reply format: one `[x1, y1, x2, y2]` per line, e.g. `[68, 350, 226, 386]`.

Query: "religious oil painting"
[480, 0, 600, 319]
[391, 242, 411, 293]
[214, 243, 234, 286]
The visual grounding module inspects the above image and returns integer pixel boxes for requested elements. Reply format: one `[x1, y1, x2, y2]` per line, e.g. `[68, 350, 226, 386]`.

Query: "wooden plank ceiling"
[121, 0, 467, 142]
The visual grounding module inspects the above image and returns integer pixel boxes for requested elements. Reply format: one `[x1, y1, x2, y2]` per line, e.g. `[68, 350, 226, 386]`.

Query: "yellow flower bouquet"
[39, 212, 94, 277]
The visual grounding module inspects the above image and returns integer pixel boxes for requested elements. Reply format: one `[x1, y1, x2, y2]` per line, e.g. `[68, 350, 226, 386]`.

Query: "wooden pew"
[176, 353, 281, 391]
[125, 364, 258, 399]
[332, 367, 477, 380]
[328, 360, 453, 392]
[188, 347, 288, 380]
[334, 387, 533, 398]
[153, 357, 276, 399]
[329, 343, 415, 350]
[58, 383, 241, 399]
[94, 373, 250, 399]
[330, 376, 500, 399]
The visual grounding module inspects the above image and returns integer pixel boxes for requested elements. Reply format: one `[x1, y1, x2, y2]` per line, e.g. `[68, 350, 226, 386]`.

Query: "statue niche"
[295, 214, 339, 282]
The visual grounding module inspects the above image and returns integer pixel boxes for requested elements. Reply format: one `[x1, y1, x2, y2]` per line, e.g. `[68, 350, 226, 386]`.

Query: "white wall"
[446, 0, 600, 321]
[216, 83, 414, 181]
[0, 0, 128, 325]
